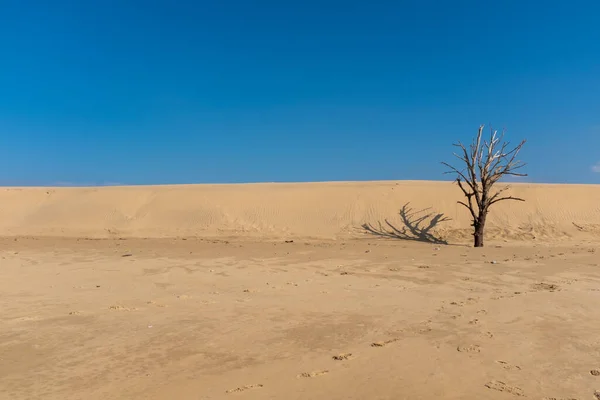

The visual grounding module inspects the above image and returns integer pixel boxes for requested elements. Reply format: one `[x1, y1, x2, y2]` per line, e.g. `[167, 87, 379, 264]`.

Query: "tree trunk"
[473, 214, 487, 248]
[474, 227, 484, 247]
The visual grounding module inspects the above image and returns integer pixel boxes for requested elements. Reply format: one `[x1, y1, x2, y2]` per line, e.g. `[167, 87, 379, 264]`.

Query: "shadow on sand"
[362, 203, 450, 245]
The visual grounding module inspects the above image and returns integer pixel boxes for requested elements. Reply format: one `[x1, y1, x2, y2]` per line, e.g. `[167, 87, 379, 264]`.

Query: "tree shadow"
[362, 203, 451, 244]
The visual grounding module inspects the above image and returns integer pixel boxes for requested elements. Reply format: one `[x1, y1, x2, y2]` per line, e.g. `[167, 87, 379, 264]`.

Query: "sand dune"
[3, 181, 600, 399]
[1, 181, 599, 242]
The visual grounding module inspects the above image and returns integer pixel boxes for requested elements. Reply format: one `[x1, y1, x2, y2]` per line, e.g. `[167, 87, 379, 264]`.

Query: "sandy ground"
[2, 181, 600, 398]
[2, 236, 600, 399]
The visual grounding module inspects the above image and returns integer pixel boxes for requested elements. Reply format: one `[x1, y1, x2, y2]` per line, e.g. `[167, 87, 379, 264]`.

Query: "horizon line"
[1, 178, 598, 189]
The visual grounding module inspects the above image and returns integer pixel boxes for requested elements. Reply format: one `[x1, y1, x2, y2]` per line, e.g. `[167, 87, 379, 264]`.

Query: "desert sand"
[1, 181, 600, 399]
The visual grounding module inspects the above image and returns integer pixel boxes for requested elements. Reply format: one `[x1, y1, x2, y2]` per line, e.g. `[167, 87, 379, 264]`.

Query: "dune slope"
[0, 181, 599, 241]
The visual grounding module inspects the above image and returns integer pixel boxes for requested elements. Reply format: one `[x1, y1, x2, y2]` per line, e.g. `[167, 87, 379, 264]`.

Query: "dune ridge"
[1, 180, 599, 242]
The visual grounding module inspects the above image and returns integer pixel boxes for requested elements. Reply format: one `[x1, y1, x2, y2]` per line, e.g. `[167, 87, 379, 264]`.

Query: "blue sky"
[0, 1, 599, 185]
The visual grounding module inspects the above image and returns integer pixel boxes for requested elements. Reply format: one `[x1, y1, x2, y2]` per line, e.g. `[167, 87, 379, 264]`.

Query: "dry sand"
[1, 180, 600, 241]
[1, 181, 600, 399]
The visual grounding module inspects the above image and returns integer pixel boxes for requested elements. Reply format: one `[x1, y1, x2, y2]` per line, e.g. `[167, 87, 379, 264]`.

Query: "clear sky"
[1, 1, 599, 185]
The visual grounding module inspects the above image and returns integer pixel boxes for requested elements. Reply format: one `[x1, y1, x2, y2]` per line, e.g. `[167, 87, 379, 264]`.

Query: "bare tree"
[442, 125, 526, 247]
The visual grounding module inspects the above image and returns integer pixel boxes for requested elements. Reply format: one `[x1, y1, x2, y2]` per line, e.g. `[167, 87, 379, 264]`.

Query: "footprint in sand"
[496, 360, 522, 371]
[147, 301, 168, 308]
[225, 384, 263, 394]
[484, 380, 524, 397]
[492, 292, 522, 300]
[543, 397, 579, 400]
[481, 331, 494, 339]
[416, 326, 432, 334]
[332, 353, 353, 361]
[371, 338, 399, 347]
[554, 276, 576, 285]
[108, 305, 135, 311]
[407, 321, 433, 334]
[531, 283, 560, 292]
[456, 344, 481, 353]
[298, 370, 329, 378]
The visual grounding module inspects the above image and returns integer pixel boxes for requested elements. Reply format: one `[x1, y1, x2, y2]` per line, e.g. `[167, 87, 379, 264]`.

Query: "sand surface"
[1, 181, 600, 241]
[1, 181, 600, 399]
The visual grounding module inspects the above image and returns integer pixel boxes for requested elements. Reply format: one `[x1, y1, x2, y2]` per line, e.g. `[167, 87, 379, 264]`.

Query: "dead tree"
[442, 125, 526, 247]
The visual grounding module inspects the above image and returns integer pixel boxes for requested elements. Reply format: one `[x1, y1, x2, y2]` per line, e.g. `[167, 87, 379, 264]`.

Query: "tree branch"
[488, 195, 525, 206]
[457, 200, 477, 221]
[441, 162, 476, 193]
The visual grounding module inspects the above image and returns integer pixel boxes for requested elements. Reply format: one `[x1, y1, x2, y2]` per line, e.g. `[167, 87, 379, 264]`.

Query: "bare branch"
[441, 162, 476, 193]
[488, 185, 509, 202]
[488, 195, 525, 206]
[456, 178, 474, 199]
[457, 200, 477, 221]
